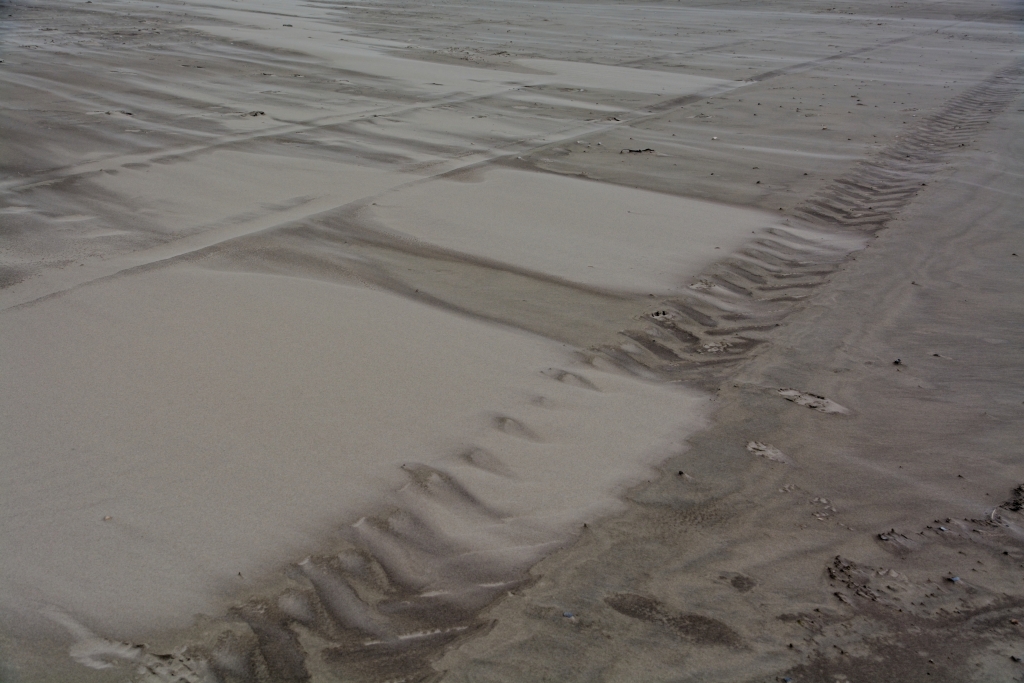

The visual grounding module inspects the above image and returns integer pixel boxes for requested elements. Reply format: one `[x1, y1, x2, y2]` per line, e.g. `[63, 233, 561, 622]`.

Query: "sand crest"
[1, 0, 1021, 680]
[0, 266, 708, 637]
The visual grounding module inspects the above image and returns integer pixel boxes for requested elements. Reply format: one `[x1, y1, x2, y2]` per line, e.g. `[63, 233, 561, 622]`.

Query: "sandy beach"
[1, 0, 1022, 680]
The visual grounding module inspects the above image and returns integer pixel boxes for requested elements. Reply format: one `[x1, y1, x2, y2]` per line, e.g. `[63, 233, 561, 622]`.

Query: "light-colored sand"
[90, 151, 402, 237]
[0, 265, 706, 636]
[366, 168, 776, 293]
[1, 0, 1021, 680]
[437, 86, 1024, 683]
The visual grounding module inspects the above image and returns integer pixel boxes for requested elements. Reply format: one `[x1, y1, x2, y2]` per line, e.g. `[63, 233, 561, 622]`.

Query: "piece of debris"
[948, 576, 961, 583]
[876, 527, 917, 555]
[620, 148, 654, 154]
[1001, 484, 1024, 512]
[699, 341, 730, 353]
[778, 389, 850, 414]
[893, 358, 902, 365]
[246, 110, 265, 116]
[747, 441, 788, 463]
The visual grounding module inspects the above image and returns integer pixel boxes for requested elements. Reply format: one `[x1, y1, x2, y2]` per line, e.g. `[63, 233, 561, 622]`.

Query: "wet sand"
[1, 0, 1022, 681]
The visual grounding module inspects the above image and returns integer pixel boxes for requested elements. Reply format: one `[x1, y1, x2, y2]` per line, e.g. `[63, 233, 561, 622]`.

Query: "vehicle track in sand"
[50, 57, 1023, 683]
[602, 60, 1024, 388]
[0, 11, 974, 312]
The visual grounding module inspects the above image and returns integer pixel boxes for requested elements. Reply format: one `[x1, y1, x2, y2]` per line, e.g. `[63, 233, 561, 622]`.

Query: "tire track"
[600, 60, 1023, 386]
[35, 41, 1024, 683]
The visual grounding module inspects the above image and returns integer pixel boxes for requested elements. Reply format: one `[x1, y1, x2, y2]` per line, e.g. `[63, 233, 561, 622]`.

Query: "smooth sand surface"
[366, 168, 776, 293]
[1, 0, 1022, 680]
[1, 266, 705, 636]
[89, 151, 402, 236]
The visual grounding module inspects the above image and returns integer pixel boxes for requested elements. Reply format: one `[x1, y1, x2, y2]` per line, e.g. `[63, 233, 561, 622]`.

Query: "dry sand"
[1, 266, 707, 635]
[362, 168, 777, 294]
[1, 0, 1022, 681]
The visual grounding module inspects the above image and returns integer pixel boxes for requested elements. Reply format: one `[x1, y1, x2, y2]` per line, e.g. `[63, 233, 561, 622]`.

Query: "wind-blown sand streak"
[1, 0, 1022, 681]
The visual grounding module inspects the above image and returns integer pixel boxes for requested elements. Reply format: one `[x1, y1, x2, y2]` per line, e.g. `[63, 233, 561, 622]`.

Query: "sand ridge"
[1, 0, 1022, 680]
[0, 265, 711, 636]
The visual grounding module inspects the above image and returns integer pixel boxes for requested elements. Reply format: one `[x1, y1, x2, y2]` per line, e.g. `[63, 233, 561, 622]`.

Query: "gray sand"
[1, 0, 1021, 681]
